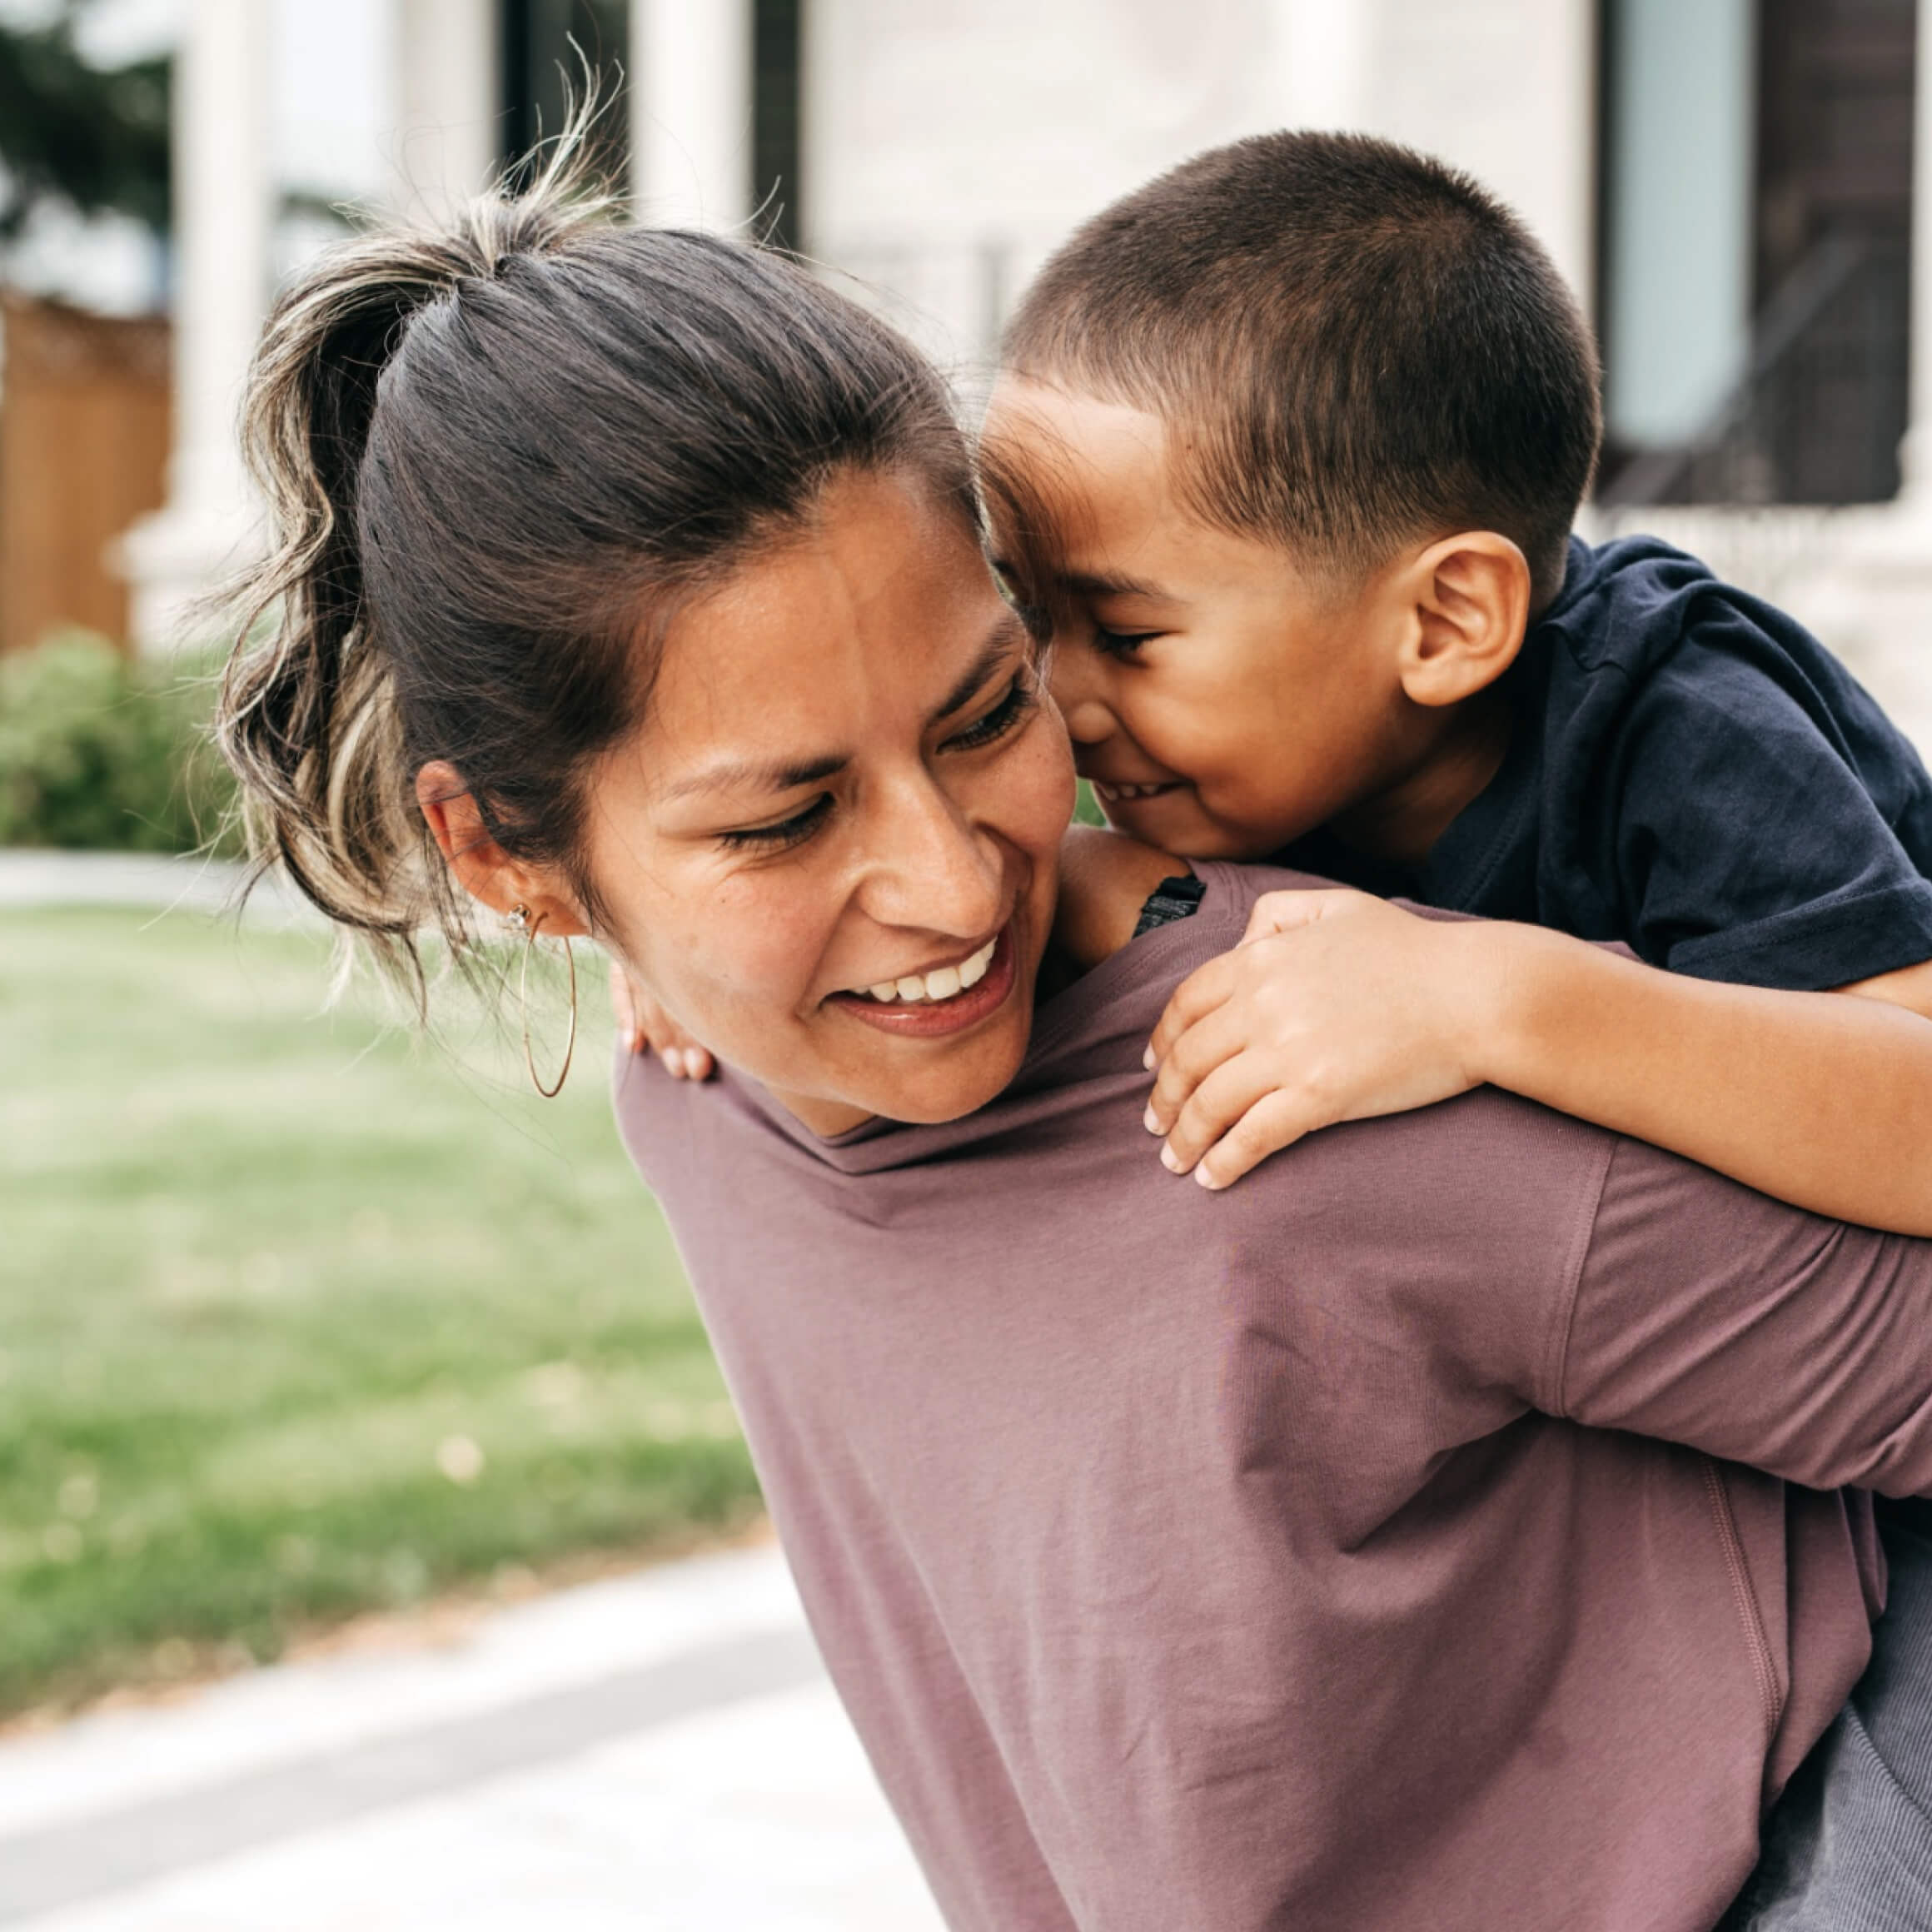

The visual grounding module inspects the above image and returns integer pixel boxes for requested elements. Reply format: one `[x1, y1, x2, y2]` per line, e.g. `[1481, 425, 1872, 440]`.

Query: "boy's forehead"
[984, 378, 1170, 479]
[982, 377, 1190, 570]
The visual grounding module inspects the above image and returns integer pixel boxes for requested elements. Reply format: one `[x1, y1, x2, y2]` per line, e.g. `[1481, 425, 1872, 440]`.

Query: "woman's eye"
[719, 794, 833, 851]
[1093, 625, 1157, 660]
[944, 674, 1038, 752]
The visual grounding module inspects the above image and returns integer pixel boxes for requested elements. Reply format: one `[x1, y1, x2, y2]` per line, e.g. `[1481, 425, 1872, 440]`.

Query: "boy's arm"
[1481, 917, 1932, 1236]
[1843, 955, 1932, 1023]
[1558, 1133, 1932, 1493]
[1148, 888, 1932, 1235]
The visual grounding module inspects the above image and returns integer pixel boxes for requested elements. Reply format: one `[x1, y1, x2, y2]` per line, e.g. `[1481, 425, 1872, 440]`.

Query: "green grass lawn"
[0, 905, 758, 1717]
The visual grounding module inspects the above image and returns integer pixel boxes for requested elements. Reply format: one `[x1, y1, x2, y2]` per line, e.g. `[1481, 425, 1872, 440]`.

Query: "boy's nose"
[1047, 649, 1117, 745]
[1060, 695, 1117, 745]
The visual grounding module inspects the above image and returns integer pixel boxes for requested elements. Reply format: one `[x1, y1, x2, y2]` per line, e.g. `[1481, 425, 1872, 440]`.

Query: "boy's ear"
[415, 761, 591, 937]
[1393, 531, 1531, 709]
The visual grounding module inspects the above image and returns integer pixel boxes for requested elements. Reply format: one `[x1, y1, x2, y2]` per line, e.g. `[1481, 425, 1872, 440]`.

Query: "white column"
[1270, 0, 1369, 131]
[392, 0, 500, 219]
[117, 0, 270, 653]
[630, 0, 754, 230]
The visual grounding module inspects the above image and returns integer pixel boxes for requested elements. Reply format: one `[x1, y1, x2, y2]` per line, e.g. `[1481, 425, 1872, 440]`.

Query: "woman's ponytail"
[218, 140, 621, 995]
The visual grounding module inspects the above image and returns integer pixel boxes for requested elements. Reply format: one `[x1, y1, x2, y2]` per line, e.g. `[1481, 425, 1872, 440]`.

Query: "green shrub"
[0, 632, 240, 854]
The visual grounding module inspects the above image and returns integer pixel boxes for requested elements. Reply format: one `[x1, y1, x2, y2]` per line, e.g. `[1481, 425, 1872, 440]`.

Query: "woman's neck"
[1048, 825, 1193, 979]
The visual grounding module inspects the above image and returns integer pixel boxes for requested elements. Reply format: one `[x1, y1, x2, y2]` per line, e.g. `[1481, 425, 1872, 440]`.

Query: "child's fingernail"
[1143, 1044, 1157, 1072]
[1195, 1166, 1220, 1190]
[683, 1049, 707, 1079]
[1160, 1143, 1182, 1173]
[1143, 1105, 1163, 1134]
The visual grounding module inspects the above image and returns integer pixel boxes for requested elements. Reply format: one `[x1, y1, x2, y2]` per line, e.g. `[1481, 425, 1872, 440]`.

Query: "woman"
[218, 149, 1932, 1930]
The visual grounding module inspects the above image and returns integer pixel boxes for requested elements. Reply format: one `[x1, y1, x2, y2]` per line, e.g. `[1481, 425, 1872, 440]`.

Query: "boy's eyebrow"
[1054, 568, 1175, 601]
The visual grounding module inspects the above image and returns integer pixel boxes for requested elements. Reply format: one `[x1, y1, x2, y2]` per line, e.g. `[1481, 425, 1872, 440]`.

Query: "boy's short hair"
[999, 132, 1602, 609]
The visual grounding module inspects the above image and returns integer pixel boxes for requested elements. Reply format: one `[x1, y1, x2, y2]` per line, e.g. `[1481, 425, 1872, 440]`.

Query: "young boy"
[974, 130, 1932, 1927]
[978, 130, 1932, 1218]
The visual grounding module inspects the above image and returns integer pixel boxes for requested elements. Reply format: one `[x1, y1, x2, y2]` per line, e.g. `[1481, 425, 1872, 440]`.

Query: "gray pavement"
[0, 850, 312, 924]
[0, 1546, 944, 1931]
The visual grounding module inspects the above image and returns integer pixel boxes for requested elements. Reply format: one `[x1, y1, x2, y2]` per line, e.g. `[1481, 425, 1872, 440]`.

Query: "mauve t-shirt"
[614, 861, 1932, 1932]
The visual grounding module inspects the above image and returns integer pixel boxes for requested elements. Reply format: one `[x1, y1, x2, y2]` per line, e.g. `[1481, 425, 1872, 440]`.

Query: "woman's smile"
[826, 925, 1017, 1038]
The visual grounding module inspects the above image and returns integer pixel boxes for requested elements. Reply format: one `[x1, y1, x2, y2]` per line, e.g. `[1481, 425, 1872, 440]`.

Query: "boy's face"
[980, 380, 1432, 859]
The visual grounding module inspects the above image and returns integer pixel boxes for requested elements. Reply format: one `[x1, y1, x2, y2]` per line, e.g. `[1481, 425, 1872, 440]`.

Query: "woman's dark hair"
[219, 129, 974, 1004]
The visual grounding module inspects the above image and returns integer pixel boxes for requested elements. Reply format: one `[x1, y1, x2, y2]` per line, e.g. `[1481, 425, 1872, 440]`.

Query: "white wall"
[806, 0, 1287, 371]
[804, 0, 1598, 376]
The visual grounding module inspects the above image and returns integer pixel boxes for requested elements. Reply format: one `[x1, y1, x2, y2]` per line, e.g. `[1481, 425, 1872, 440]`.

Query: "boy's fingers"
[621, 985, 715, 1080]
[1144, 1003, 1246, 1134]
[1193, 1089, 1317, 1190]
[1238, 887, 1367, 948]
[1158, 1053, 1284, 1173]
[1146, 953, 1238, 1070]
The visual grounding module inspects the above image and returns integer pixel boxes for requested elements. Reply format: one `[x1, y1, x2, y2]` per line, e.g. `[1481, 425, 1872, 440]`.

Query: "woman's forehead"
[643, 474, 1010, 765]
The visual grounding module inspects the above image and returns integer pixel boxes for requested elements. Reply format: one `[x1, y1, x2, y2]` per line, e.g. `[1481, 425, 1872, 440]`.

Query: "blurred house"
[0, 293, 168, 652]
[107, 0, 1932, 736]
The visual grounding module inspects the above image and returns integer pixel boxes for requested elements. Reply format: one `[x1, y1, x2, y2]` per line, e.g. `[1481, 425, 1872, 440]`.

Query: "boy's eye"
[718, 794, 834, 852]
[1093, 625, 1158, 660]
[944, 673, 1038, 752]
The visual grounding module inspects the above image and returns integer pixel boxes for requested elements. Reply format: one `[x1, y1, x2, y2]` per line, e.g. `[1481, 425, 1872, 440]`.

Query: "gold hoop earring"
[507, 904, 576, 1099]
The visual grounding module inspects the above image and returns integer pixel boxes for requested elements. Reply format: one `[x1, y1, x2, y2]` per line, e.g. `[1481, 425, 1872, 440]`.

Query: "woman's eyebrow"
[928, 614, 1028, 725]
[663, 750, 849, 802]
[664, 614, 1027, 802]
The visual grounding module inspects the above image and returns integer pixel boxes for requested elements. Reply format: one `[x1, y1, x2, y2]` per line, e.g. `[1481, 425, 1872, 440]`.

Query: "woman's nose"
[860, 779, 1005, 937]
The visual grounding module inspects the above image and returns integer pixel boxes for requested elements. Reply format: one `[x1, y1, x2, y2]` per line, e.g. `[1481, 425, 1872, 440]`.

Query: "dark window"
[500, 0, 630, 190]
[1598, 0, 1915, 506]
[752, 0, 804, 250]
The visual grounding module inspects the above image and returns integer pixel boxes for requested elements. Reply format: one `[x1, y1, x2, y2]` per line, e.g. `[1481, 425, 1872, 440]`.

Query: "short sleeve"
[1561, 1138, 1932, 1496]
[1604, 638, 1932, 989]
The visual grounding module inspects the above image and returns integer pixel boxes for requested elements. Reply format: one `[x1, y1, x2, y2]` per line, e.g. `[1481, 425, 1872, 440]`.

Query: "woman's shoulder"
[1050, 825, 1193, 973]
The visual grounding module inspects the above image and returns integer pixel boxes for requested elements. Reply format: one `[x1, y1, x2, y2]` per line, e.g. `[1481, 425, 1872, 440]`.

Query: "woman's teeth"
[860, 936, 998, 1004]
[1096, 781, 1173, 801]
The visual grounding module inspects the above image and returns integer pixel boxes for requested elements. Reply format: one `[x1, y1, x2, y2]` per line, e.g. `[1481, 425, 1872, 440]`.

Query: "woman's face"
[583, 467, 1078, 1134]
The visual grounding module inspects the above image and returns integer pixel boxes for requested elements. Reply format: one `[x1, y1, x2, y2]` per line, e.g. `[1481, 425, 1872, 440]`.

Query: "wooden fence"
[0, 293, 170, 655]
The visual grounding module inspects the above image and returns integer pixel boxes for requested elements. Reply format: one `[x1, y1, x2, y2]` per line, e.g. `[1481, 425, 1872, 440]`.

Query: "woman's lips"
[827, 926, 1018, 1038]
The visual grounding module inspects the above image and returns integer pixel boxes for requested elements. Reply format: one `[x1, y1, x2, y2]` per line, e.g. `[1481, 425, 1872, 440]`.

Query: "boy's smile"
[979, 378, 1520, 865]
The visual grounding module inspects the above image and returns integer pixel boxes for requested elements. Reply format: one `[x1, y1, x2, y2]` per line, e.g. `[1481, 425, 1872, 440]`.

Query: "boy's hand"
[609, 959, 715, 1080]
[1144, 889, 1486, 1188]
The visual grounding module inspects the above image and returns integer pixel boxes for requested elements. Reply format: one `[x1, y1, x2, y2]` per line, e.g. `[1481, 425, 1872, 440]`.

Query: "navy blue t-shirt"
[1281, 535, 1932, 989]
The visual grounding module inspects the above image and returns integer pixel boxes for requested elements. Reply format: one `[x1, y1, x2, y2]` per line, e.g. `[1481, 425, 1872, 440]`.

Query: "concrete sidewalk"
[0, 850, 312, 924]
[0, 1546, 944, 1931]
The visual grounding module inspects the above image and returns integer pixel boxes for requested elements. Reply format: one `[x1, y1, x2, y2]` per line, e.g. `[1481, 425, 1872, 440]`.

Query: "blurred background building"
[2, 0, 1932, 734]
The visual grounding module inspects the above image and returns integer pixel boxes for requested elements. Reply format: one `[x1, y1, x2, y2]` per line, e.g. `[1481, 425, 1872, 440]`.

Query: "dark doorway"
[752, 0, 804, 249]
[497, 2, 804, 246]
[500, 0, 630, 187]
[1598, 0, 1916, 505]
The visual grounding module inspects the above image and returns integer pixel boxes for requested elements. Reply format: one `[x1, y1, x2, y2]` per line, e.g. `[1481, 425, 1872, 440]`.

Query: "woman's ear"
[1394, 532, 1531, 709]
[415, 761, 591, 936]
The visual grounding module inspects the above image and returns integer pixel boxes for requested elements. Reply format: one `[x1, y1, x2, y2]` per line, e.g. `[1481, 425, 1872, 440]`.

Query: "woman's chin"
[849, 1014, 1035, 1126]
